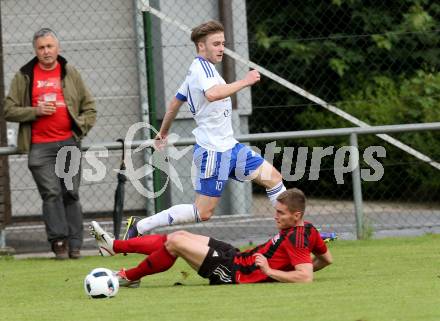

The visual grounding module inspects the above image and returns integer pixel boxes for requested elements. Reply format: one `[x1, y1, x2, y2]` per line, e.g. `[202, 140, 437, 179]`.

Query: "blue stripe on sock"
[193, 205, 201, 222]
[267, 183, 283, 196]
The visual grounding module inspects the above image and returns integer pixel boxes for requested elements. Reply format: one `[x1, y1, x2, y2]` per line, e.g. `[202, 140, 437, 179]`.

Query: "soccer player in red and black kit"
[90, 188, 332, 286]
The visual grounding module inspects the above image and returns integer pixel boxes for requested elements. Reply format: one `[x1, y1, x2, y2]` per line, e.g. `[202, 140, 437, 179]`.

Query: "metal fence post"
[350, 133, 364, 239]
[0, 229, 5, 249]
[0, 4, 13, 254]
[133, 0, 156, 216]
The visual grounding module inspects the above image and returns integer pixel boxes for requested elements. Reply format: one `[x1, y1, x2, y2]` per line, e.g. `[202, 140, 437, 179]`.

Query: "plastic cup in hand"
[44, 93, 57, 105]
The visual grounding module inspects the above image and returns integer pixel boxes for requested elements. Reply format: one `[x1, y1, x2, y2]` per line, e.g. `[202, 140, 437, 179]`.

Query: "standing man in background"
[4, 28, 96, 259]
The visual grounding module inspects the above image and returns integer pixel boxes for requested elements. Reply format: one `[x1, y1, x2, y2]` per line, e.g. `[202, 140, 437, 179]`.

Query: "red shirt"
[233, 222, 327, 284]
[31, 63, 72, 143]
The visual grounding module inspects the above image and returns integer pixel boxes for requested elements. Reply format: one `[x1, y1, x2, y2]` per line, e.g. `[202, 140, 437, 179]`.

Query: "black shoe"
[122, 216, 141, 240]
[52, 240, 68, 260]
[69, 249, 81, 259]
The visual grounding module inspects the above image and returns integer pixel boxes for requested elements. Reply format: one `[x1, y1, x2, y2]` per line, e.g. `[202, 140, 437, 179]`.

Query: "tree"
[247, 0, 440, 199]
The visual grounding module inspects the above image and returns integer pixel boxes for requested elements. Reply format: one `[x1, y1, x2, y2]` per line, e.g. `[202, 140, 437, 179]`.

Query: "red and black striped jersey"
[233, 221, 327, 284]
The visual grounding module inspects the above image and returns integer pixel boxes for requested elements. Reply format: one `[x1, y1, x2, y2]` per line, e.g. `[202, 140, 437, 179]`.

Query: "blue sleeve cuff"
[176, 93, 187, 102]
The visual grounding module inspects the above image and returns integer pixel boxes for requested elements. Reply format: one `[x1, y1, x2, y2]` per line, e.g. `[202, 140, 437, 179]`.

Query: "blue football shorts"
[193, 143, 264, 197]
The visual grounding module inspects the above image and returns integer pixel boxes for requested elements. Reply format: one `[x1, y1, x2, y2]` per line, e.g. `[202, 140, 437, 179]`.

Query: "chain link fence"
[1, 0, 439, 254]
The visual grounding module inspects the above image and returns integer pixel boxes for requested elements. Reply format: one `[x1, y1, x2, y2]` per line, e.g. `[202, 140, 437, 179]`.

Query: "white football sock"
[266, 182, 286, 207]
[137, 204, 201, 234]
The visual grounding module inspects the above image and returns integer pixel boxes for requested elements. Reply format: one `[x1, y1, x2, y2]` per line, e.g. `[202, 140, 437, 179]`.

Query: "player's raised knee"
[167, 230, 187, 242]
[165, 231, 186, 253]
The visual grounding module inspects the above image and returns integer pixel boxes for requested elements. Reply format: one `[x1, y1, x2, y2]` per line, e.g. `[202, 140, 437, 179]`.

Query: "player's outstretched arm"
[205, 69, 260, 102]
[313, 250, 333, 272]
[154, 97, 184, 149]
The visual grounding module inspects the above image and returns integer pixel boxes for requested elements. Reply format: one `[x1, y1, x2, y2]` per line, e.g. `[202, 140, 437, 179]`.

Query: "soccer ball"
[84, 268, 119, 299]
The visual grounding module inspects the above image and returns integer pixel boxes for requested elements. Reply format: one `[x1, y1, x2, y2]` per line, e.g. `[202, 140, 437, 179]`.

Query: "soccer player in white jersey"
[123, 20, 286, 238]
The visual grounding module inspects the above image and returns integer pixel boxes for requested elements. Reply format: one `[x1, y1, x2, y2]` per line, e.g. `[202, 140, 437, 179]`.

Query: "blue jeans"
[28, 137, 83, 250]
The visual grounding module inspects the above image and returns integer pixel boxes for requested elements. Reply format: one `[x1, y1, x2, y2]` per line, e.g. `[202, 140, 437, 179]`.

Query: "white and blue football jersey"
[175, 56, 238, 152]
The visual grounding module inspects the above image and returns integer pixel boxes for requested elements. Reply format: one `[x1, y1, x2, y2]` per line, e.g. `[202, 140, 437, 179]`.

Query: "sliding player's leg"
[165, 230, 211, 271]
[122, 231, 209, 282]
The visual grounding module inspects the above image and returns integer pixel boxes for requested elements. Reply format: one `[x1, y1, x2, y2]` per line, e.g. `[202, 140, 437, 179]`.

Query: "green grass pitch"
[1, 234, 439, 321]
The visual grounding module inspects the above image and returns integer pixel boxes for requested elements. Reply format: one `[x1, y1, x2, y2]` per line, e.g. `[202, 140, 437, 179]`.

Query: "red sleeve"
[285, 242, 312, 266]
[310, 228, 328, 256]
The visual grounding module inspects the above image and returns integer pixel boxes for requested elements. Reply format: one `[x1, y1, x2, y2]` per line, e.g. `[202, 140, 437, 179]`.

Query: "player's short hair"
[33, 28, 59, 48]
[191, 20, 224, 50]
[276, 188, 306, 215]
